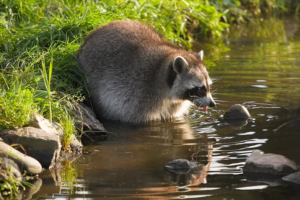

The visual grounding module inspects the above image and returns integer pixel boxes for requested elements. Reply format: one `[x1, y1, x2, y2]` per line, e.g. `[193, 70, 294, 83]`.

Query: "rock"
[69, 134, 82, 152]
[70, 102, 106, 132]
[0, 157, 22, 180]
[0, 142, 42, 175]
[243, 150, 297, 176]
[165, 159, 198, 174]
[224, 104, 251, 120]
[283, 171, 300, 184]
[0, 126, 61, 169]
[31, 114, 60, 135]
[33, 113, 82, 152]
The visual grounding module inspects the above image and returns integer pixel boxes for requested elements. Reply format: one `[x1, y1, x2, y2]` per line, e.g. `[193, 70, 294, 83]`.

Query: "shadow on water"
[34, 16, 300, 199]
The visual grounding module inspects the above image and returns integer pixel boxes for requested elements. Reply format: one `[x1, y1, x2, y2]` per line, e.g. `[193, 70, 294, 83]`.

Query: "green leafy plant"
[0, 81, 36, 130]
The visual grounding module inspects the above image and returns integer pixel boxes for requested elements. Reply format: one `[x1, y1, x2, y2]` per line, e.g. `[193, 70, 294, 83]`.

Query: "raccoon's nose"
[209, 99, 216, 107]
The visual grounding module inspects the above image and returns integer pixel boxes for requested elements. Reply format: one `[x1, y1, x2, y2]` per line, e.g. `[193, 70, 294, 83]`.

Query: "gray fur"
[78, 20, 215, 124]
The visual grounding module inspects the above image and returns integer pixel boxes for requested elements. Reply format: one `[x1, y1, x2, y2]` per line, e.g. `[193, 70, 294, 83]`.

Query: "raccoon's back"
[78, 20, 173, 73]
[78, 20, 174, 96]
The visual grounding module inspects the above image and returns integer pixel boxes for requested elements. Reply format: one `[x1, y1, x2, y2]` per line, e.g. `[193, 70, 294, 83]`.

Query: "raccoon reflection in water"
[78, 20, 215, 124]
[94, 119, 214, 188]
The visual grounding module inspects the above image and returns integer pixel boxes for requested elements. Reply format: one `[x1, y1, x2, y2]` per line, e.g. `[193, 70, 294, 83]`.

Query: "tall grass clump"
[60, 115, 76, 152]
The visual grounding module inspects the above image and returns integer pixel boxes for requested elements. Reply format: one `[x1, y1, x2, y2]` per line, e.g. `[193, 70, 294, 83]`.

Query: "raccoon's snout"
[192, 96, 215, 108]
[209, 98, 216, 107]
[195, 87, 216, 108]
[191, 89, 215, 111]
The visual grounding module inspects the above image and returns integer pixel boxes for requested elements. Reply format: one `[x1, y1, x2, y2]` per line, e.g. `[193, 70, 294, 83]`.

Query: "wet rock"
[0, 157, 22, 180]
[283, 171, 300, 184]
[69, 134, 83, 152]
[243, 150, 297, 176]
[0, 141, 42, 175]
[224, 104, 251, 120]
[0, 126, 61, 169]
[165, 159, 197, 174]
[70, 102, 106, 132]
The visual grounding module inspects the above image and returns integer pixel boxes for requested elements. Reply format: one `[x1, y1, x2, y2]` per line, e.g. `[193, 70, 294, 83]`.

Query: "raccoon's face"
[169, 51, 215, 112]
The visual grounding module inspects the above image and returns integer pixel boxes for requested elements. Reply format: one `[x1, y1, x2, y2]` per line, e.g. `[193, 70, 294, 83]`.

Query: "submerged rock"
[243, 150, 297, 176]
[225, 118, 249, 129]
[283, 171, 300, 184]
[0, 142, 42, 175]
[0, 126, 61, 169]
[224, 104, 251, 120]
[244, 170, 288, 187]
[165, 159, 198, 174]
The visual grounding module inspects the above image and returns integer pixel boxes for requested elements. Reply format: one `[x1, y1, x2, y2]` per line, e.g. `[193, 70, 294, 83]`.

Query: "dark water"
[33, 17, 300, 200]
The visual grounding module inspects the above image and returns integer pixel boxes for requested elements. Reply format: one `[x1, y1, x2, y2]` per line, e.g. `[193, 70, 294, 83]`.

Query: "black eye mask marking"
[193, 86, 207, 97]
[181, 86, 207, 100]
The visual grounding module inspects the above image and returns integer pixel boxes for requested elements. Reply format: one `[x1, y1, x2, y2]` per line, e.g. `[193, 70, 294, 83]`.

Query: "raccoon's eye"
[197, 86, 207, 97]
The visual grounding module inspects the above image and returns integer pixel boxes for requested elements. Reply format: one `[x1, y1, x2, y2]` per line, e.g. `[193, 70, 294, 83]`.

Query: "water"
[33, 17, 300, 199]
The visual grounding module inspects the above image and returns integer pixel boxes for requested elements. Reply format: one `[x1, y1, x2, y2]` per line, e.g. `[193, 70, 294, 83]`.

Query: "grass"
[41, 56, 53, 123]
[0, 0, 299, 149]
[60, 115, 76, 152]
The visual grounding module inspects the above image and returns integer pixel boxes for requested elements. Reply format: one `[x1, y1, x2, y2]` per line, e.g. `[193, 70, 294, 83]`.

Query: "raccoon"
[78, 20, 215, 124]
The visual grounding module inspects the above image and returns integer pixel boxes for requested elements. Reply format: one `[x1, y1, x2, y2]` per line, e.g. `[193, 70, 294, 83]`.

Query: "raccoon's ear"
[173, 56, 188, 74]
[197, 50, 204, 60]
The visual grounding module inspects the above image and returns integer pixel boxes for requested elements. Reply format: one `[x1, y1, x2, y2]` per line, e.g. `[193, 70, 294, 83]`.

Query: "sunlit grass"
[60, 115, 76, 152]
[41, 56, 53, 123]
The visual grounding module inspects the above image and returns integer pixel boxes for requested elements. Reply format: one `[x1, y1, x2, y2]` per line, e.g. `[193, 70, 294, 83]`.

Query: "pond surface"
[34, 17, 300, 199]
